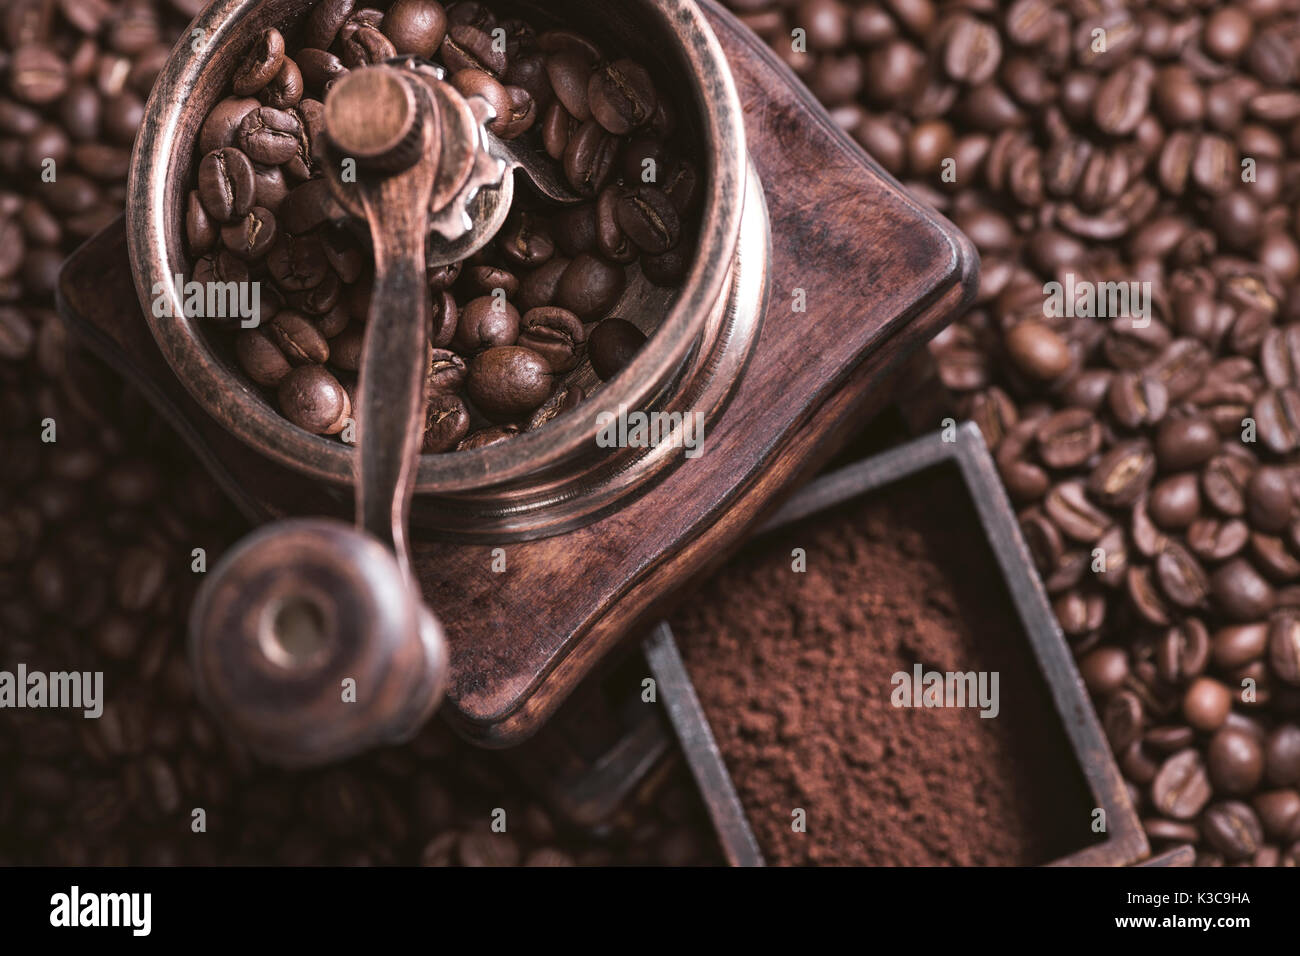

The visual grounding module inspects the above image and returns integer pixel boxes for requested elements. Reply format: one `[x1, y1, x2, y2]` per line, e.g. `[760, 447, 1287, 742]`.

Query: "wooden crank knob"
[189, 519, 447, 767]
[323, 66, 433, 174]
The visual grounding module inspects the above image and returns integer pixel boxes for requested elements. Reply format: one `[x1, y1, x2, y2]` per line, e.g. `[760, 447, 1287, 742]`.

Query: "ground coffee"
[673, 464, 1100, 865]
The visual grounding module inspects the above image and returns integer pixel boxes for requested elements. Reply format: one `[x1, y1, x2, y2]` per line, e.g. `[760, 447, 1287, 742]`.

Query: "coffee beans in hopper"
[183, 2, 703, 444]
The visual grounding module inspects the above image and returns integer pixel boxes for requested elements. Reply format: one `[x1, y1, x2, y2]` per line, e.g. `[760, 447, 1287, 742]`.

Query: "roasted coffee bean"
[193, 250, 250, 288]
[340, 24, 397, 68]
[115, 546, 166, 612]
[278, 364, 349, 434]
[1144, 817, 1201, 844]
[1266, 725, 1300, 786]
[556, 254, 625, 320]
[1149, 473, 1203, 534]
[250, 163, 289, 214]
[1213, 623, 1269, 671]
[518, 256, 569, 311]
[383, 0, 449, 58]
[265, 56, 304, 110]
[452, 297, 519, 354]
[301, 0, 355, 49]
[1093, 525, 1128, 583]
[1003, 321, 1066, 382]
[1079, 646, 1129, 695]
[588, 59, 657, 136]
[1203, 454, 1254, 517]
[1253, 790, 1300, 841]
[1191, 134, 1237, 195]
[1157, 618, 1210, 683]
[552, 203, 596, 257]
[235, 328, 292, 386]
[220, 206, 277, 260]
[1151, 749, 1212, 820]
[266, 234, 329, 291]
[1146, 725, 1197, 754]
[441, 24, 505, 76]
[0, 307, 35, 361]
[1251, 532, 1300, 582]
[185, 191, 218, 257]
[594, 186, 637, 264]
[1183, 676, 1233, 733]
[1261, 325, 1300, 387]
[198, 97, 260, 154]
[233, 28, 285, 96]
[1094, 59, 1153, 137]
[458, 424, 520, 450]
[1087, 440, 1155, 508]
[1156, 541, 1209, 609]
[547, 49, 595, 123]
[498, 213, 555, 272]
[617, 186, 680, 255]
[297, 48, 348, 93]
[1246, 468, 1292, 533]
[588, 317, 646, 382]
[665, 160, 707, 217]
[1154, 415, 1219, 471]
[428, 288, 457, 347]
[1208, 726, 1266, 795]
[287, 271, 340, 316]
[196, 147, 255, 222]
[1211, 558, 1276, 621]
[1103, 689, 1144, 752]
[1036, 409, 1102, 470]
[236, 107, 301, 166]
[517, 307, 586, 373]
[939, 14, 1001, 87]
[1270, 613, 1300, 686]
[422, 392, 470, 453]
[1121, 738, 1160, 786]
[1044, 481, 1110, 542]
[541, 100, 577, 161]
[279, 179, 338, 236]
[466, 346, 555, 421]
[1128, 564, 1173, 626]
[563, 120, 618, 198]
[10, 45, 68, 105]
[267, 311, 329, 367]
[425, 349, 468, 394]
[461, 264, 519, 299]
[1188, 517, 1250, 562]
[1020, 509, 1063, 575]
[1203, 801, 1263, 861]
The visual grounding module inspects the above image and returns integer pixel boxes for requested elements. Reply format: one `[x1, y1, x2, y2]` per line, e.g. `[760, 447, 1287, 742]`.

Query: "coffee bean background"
[727, 0, 1300, 865]
[5, 0, 1300, 867]
[0, 0, 718, 867]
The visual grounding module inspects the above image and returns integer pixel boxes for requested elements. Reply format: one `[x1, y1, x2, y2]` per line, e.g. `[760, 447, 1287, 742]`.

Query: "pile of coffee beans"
[185, 0, 701, 448]
[0, 0, 204, 318]
[1, 0, 718, 867]
[723, 0, 1300, 864]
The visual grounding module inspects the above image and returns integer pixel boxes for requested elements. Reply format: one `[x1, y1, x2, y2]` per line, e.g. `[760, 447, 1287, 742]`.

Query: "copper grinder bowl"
[127, 0, 764, 540]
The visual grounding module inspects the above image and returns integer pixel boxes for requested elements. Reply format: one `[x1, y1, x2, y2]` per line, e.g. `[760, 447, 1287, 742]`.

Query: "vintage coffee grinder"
[57, 0, 978, 766]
